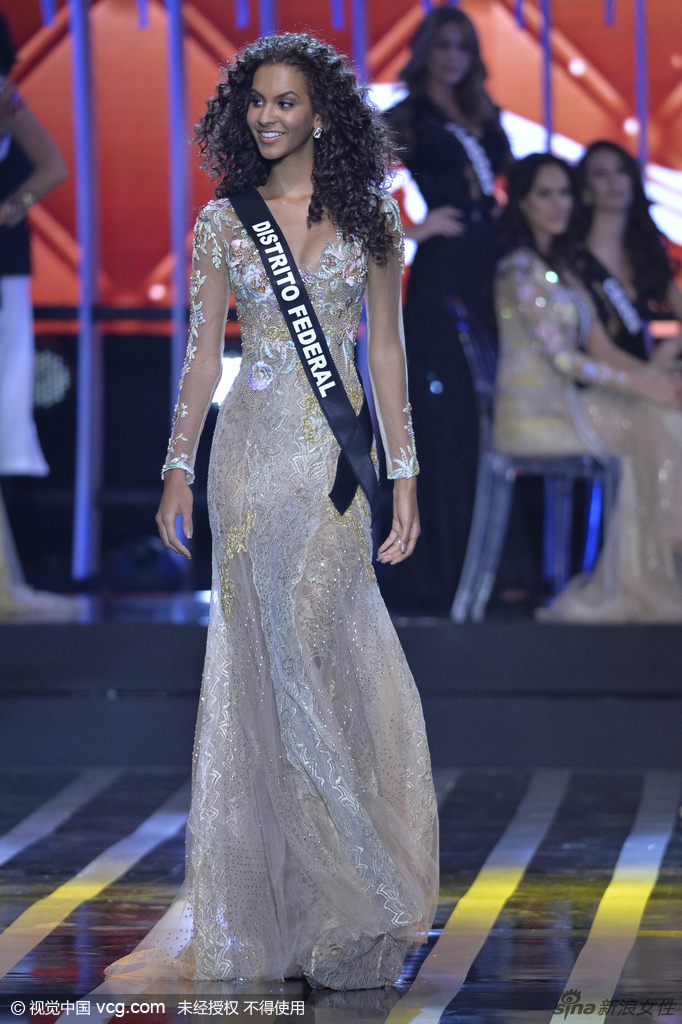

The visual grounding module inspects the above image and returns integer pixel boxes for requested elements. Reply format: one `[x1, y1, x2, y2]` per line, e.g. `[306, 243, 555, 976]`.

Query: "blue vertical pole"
[136, 0, 149, 29]
[166, 0, 190, 421]
[514, 0, 524, 27]
[39, 0, 57, 26]
[634, 0, 648, 167]
[351, 0, 367, 83]
[540, 0, 552, 150]
[330, 0, 345, 31]
[604, 0, 615, 24]
[582, 480, 603, 572]
[235, 0, 250, 30]
[258, 0, 276, 36]
[70, 0, 102, 579]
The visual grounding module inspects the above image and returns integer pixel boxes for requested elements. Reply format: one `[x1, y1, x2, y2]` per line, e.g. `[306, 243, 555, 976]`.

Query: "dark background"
[2, 332, 595, 615]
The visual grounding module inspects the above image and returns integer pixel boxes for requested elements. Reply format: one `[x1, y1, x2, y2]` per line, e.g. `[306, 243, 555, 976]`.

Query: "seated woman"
[494, 153, 682, 622]
[575, 140, 682, 364]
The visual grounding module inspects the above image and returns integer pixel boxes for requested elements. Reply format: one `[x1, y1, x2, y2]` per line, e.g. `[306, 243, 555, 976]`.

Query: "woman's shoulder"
[575, 245, 608, 283]
[377, 190, 401, 230]
[384, 93, 421, 126]
[384, 93, 441, 145]
[383, 95, 421, 156]
[497, 247, 545, 277]
[197, 197, 239, 227]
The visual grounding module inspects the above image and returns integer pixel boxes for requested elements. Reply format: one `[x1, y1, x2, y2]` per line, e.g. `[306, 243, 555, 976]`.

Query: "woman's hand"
[0, 77, 21, 124]
[651, 333, 682, 364]
[0, 194, 30, 227]
[405, 206, 465, 245]
[156, 469, 193, 558]
[377, 477, 420, 565]
[631, 369, 682, 410]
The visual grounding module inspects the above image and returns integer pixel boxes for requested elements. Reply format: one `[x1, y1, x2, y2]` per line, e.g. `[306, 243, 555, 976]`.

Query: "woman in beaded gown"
[104, 35, 438, 991]
[494, 154, 682, 623]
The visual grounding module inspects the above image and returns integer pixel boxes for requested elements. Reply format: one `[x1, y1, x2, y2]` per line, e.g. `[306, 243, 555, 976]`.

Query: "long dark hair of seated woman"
[575, 140, 676, 304]
[195, 32, 397, 265]
[498, 152, 578, 274]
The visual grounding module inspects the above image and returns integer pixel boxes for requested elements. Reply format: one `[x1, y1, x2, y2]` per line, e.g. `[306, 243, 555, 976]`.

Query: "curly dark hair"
[195, 33, 398, 264]
[400, 7, 497, 126]
[575, 140, 675, 304]
[498, 153, 580, 275]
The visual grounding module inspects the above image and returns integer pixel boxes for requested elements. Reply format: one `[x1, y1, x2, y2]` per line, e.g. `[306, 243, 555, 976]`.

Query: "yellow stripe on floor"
[637, 930, 682, 937]
[387, 769, 571, 1024]
[0, 780, 190, 980]
[549, 771, 682, 1023]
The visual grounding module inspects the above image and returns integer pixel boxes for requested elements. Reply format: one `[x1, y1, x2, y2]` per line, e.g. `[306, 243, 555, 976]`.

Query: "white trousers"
[0, 275, 49, 475]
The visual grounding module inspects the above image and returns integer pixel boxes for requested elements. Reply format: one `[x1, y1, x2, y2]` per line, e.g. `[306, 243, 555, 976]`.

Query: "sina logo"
[554, 989, 598, 1018]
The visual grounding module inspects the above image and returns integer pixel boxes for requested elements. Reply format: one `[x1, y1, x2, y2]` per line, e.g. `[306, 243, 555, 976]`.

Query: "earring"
[313, 127, 323, 139]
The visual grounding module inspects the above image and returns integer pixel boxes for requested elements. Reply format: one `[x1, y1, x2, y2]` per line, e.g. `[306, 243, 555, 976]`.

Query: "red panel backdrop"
[1, 0, 681, 313]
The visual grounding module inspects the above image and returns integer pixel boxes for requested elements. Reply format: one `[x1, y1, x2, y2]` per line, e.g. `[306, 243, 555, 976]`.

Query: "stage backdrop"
[2, 0, 682, 322]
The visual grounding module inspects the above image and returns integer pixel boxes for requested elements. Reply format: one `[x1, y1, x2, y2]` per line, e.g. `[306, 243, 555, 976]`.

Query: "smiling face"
[246, 63, 322, 162]
[582, 146, 634, 214]
[519, 163, 574, 241]
[427, 22, 473, 89]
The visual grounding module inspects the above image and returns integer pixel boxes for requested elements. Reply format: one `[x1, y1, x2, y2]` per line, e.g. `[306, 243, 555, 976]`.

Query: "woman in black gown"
[575, 140, 682, 367]
[384, 6, 512, 613]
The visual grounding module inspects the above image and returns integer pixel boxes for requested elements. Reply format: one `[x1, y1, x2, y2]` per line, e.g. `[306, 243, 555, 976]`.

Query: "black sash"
[228, 188, 379, 523]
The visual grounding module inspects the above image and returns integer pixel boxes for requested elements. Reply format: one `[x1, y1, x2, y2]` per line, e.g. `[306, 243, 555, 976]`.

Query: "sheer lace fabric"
[105, 195, 437, 989]
[494, 248, 682, 622]
[162, 195, 418, 484]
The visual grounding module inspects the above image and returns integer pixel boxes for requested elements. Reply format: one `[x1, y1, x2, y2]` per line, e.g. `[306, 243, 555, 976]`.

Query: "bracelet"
[1, 192, 34, 220]
[161, 461, 194, 485]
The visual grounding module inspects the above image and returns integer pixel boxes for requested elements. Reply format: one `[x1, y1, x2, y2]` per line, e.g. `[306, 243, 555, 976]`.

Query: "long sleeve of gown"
[162, 207, 231, 484]
[504, 250, 633, 392]
[366, 196, 418, 479]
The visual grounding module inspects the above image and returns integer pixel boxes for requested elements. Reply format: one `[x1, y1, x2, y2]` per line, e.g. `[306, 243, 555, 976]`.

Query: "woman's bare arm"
[584, 314, 649, 373]
[403, 206, 465, 244]
[0, 98, 67, 227]
[650, 280, 682, 363]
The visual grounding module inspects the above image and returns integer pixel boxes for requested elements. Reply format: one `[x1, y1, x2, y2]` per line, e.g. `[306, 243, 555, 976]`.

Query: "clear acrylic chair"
[448, 301, 620, 623]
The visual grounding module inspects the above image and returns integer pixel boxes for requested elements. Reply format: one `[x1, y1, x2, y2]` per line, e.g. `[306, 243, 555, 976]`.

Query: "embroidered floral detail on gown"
[494, 248, 682, 622]
[104, 194, 438, 989]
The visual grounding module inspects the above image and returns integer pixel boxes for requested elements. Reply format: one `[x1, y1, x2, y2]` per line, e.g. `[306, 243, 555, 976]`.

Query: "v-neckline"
[423, 96, 484, 139]
[589, 250, 638, 303]
[255, 193, 340, 272]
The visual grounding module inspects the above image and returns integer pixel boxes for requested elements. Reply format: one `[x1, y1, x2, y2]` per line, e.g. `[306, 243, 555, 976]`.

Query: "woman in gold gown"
[494, 153, 682, 622]
[104, 35, 438, 991]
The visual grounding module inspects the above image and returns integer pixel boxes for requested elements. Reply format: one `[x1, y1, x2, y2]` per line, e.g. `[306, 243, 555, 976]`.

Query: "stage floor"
[0, 768, 681, 1023]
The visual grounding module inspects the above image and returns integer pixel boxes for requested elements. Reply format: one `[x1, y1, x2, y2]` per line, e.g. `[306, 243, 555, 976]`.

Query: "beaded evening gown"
[104, 194, 438, 989]
[494, 248, 682, 622]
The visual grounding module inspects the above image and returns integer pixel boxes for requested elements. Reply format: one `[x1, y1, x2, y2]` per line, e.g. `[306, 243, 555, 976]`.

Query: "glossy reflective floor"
[0, 769, 681, 1023]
